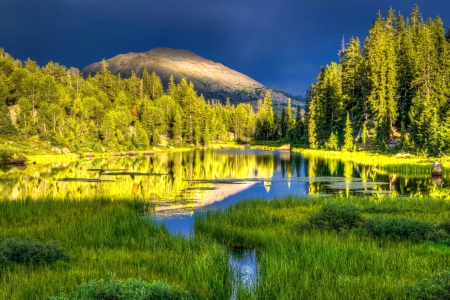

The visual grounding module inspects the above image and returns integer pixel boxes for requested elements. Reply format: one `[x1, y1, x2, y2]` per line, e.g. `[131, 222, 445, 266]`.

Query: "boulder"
[277, 144, 291, 151]
[432, 162, 443, 176]
[51, 147, 62, 154]
[62, 148, 71, 154]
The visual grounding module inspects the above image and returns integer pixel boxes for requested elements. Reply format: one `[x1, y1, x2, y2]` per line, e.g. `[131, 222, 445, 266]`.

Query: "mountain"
[82, 47, 303, 108]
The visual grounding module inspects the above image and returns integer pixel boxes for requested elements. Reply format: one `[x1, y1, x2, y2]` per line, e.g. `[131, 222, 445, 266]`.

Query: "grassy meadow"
[0, 199, 230, 299]
[196, 195, 450, 299]
[0, 195, 449, 299]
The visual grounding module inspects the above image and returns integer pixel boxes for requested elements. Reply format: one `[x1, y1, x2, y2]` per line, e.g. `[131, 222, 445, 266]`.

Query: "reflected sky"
[0, 149, 447, 236]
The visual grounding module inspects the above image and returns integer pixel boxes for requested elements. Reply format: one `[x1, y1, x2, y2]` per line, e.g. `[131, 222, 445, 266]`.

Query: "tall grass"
[196, 195, 450, 299]
[3, 195, 450, 299]
[0, 198, 230, 299]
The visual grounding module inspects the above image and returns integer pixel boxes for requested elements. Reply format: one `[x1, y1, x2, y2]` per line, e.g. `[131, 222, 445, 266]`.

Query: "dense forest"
[1, 5, 450, 155]
[0, 52, 270, 151]
[305, 5, 450, 155]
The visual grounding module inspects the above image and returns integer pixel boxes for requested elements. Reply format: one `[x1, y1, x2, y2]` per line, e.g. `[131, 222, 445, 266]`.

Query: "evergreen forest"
[1, 5, 450, 156]
[306, 5, 450, 155]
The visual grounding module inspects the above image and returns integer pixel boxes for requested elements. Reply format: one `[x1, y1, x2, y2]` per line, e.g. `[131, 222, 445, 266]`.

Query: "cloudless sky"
[0, 0, 449, 96]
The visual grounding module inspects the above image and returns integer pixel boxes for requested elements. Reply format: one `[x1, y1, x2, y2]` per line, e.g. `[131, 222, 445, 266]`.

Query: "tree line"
[0, 51, 282, 151]
[2, 5, 448, 155]
[303, 5, 450, 155]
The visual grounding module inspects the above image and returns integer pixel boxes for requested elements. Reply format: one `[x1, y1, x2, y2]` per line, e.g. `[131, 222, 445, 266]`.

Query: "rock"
[143, 151, 155, 156]
[128, 151, 138, 156]
[51, 147, 62, 154]
[62, 148, 71, 154]
[277, 144, 291, 151]
[432, 162, 443, 176]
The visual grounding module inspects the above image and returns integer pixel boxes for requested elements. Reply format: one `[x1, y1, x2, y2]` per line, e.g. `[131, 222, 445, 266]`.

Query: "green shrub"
[0, 238, 69, 265]
[48, 274, 194, 300]
[406, 270, 450, 299]
[309, 204, 364, 231]
[363, 218, 434, 242]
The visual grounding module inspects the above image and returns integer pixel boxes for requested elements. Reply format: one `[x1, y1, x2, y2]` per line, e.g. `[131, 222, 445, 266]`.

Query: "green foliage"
[133, 121, 149, 149]
[308, 204, 364, 231]
[406, 270, 450, 300]
[48, 274, 193, 300]
[362, 218, 435, 242]
[342, 112, 354, 151]
[325, 132, 339, 150]
[0, 237, 69, 266]
[151, 129, 161, 146]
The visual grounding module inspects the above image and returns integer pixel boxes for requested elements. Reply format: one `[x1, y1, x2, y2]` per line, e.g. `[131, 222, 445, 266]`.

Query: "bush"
[406, 270, 450, 299]
[48, 274, 194, 300]
[363, 218, 434, 242]
[309, 204, 364, 231]
[0, 238, 69, 266]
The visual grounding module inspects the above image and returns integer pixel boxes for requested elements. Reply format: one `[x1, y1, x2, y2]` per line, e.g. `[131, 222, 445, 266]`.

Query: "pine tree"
[364, 13, 398, 144]
[280, 107, 287, 138]
[342, 112, 354, 151]
[152, 129, 161, 146]
[0, 76, 17, 136]
[133, 121, 149, 149]
[172, 107, 183, 145]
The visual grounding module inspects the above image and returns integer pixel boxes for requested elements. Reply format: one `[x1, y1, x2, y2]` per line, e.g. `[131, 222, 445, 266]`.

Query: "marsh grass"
[0, 198, 230, 299]
[3, 194, 450, 299]
[195, 195, 450, 299]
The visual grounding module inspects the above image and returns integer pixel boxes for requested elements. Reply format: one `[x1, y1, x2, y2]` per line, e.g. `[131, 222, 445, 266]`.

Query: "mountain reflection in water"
[0, 149, 446, 235]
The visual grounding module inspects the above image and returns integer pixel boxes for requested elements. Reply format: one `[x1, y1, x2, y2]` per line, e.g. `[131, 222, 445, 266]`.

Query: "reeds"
[196, 195, 450, 299]
[0, 198, 230, 299]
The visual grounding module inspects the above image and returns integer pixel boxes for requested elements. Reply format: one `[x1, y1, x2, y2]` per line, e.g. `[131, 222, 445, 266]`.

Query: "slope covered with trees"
[0, 49, 286, 152]
[303, 5, 450, 155]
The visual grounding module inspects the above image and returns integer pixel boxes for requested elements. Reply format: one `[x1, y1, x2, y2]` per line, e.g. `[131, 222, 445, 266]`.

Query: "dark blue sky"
[0, 1, 448, 96]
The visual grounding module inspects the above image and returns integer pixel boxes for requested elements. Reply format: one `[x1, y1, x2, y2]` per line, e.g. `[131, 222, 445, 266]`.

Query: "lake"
[0, 149, 445, 236]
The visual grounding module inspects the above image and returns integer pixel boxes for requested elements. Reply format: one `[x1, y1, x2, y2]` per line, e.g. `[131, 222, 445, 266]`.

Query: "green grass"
[195, 195, 450, 299]
[0, 198, 230, 300]
[2, 195, 450, 299]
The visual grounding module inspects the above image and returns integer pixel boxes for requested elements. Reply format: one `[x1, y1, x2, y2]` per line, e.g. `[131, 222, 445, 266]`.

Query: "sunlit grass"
[0, 198, 230, 299]
[196, 195, 450, 299]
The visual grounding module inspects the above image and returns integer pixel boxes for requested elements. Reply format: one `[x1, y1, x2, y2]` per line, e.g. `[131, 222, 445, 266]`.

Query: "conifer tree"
[172, 107, 183, 145]
[342, 113, 354, 151]
[364, 13, 398, 144]
[133, 120, 149, 149]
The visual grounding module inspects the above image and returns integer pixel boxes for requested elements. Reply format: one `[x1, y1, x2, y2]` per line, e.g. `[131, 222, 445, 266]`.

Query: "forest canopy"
[1, 5, 450, 155]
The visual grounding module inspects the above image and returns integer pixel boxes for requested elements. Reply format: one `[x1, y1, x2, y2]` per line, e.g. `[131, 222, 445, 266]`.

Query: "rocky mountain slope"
[82, 47, 303, 108]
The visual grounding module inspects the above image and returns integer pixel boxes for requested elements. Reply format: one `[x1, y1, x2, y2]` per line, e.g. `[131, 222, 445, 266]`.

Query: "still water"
[0, 149, 445, 235]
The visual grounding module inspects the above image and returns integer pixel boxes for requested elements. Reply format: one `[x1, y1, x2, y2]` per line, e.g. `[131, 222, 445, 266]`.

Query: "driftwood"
[143, 151, 155, 156]
[5, 157, 27, 165]
[128, 151, 138, 156]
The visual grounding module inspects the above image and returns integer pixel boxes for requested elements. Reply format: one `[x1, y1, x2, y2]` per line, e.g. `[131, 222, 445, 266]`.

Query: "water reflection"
[0, 150, 447, 232]
[230, 248, 258, 300]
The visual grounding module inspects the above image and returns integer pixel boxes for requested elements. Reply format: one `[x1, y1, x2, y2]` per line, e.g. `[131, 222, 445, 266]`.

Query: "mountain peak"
[82, 47, 303, 107]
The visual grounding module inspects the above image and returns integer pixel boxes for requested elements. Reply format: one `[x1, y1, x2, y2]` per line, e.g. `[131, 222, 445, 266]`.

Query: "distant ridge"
[82, 47, 303, 108]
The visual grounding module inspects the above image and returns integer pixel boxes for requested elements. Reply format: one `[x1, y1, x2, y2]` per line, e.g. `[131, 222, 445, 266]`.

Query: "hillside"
[82, 47, 303, 108]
